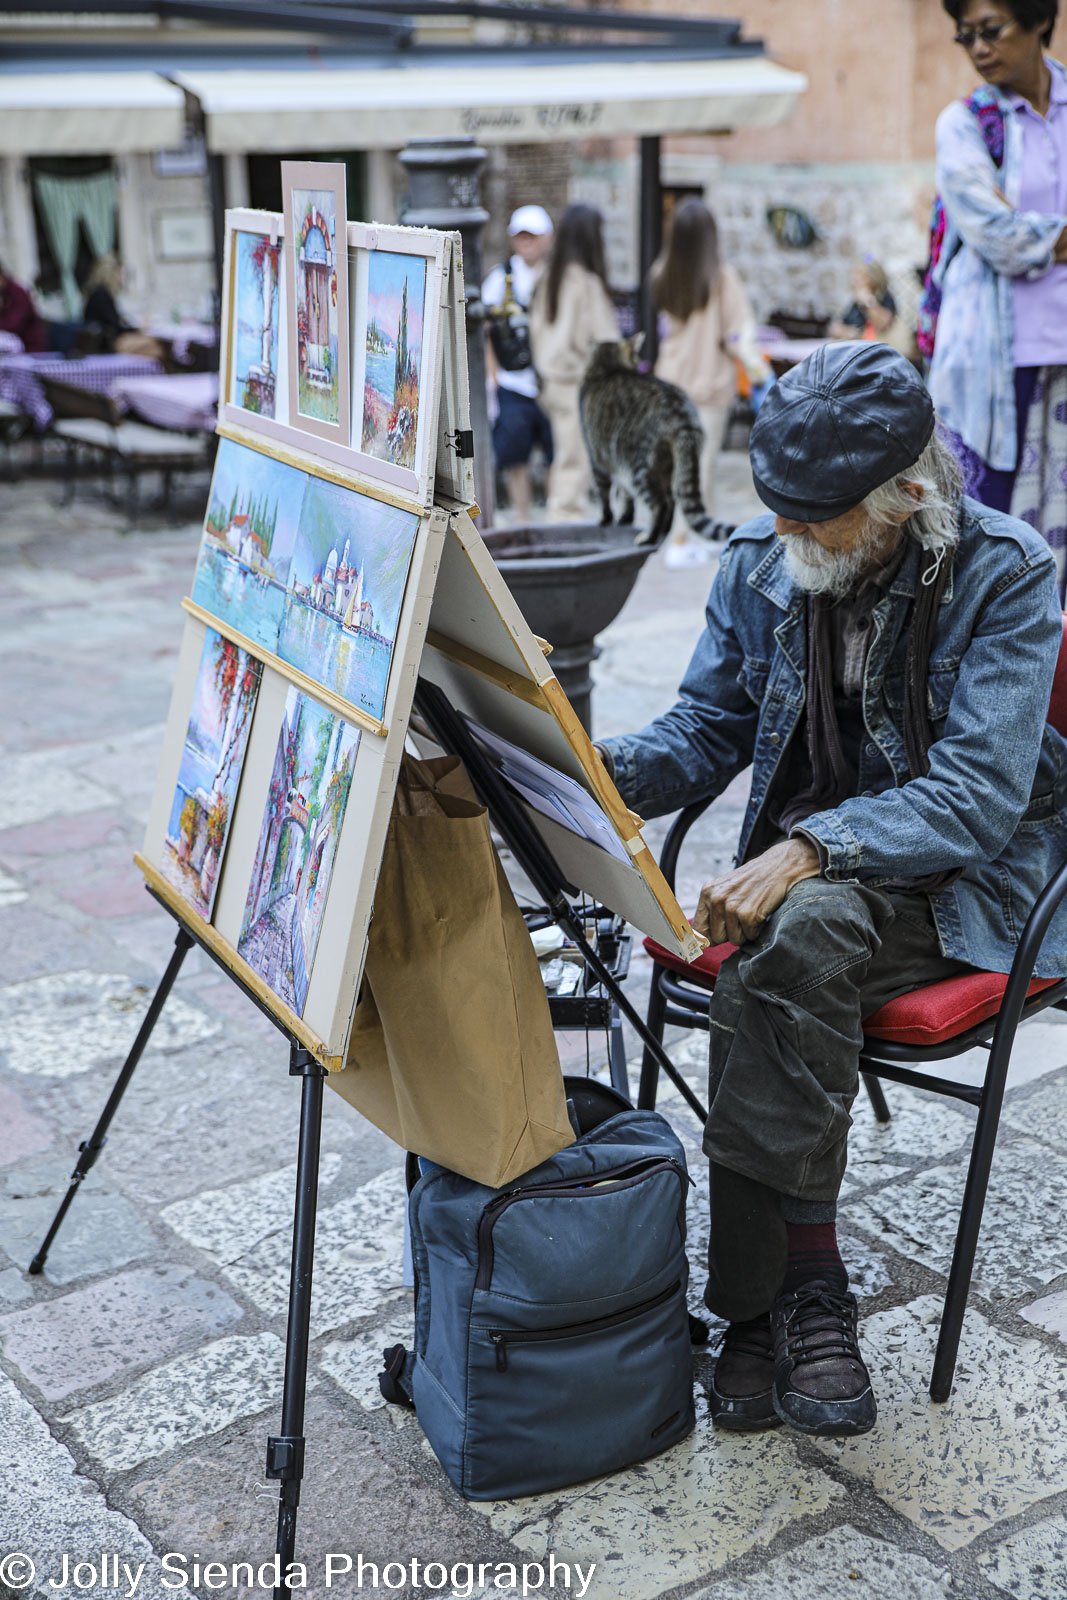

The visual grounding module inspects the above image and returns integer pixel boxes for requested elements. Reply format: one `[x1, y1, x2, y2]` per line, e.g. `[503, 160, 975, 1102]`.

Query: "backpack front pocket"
[464, 1276, 693, 1498]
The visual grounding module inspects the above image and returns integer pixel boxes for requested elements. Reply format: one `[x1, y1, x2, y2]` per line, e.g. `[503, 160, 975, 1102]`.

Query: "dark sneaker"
[709, 1313, 781, 1432]
[770, 1280, 876, 1436]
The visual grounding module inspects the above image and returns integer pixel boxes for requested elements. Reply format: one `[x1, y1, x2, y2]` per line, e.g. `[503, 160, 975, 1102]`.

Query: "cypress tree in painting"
[394, 278, 408, 398]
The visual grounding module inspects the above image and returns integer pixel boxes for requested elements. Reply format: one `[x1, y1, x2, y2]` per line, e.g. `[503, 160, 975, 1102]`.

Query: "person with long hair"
[82, 255, 162, 359]
[651, 199, 769, 561]
[529, 203, 618, 521]
[929, 0, 1067, 592]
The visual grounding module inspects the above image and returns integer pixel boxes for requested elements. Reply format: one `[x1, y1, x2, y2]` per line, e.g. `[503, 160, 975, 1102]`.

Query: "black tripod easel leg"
[29, 926, 195, 1277]
[269, 1045, 327, 1600]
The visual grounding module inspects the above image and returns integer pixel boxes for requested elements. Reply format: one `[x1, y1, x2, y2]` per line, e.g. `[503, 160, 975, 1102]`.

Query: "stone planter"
[482, 523, 653, 734]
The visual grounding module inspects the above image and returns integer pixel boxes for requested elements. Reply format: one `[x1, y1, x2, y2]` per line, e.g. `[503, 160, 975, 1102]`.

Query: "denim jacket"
[927, 58, 1067, 471]
[602, 500, 1067, 976]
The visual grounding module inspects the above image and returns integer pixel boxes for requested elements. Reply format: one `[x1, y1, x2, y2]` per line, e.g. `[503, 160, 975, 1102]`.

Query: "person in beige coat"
[651, 199, 769, 561]
[530, 204, 618, 521]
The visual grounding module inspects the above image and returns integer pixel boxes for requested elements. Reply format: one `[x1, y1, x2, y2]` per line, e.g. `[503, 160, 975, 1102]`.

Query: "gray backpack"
[380, 1083, 696, 1499]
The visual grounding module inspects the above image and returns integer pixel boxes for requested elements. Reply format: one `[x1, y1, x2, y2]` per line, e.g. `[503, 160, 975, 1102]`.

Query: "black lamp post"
[399, 138, 495, 524]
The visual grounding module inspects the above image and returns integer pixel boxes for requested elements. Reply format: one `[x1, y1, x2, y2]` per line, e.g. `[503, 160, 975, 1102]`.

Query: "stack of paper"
[463, 716, 630, 864]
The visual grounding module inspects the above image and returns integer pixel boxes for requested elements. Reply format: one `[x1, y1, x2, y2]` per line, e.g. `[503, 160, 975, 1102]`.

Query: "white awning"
[0, 71, 187, 155]
[174, 54, 806, 152]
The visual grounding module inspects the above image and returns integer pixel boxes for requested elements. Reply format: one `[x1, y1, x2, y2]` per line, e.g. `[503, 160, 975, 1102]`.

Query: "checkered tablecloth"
[112, 372, 218, 433]
[0, 352, 164, 429]
[146, 321, 218, 367]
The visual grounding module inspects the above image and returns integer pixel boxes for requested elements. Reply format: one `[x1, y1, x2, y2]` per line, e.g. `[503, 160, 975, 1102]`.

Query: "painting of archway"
[282, 161, 350, 446]
[238, 687, 359, 1015]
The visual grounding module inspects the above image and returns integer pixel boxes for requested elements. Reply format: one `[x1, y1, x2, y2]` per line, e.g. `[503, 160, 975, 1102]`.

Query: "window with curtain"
[28, 155, 119, 316]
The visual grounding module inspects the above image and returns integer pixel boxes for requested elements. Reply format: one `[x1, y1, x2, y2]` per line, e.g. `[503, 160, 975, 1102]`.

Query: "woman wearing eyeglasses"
[930, 1, 1067, 592]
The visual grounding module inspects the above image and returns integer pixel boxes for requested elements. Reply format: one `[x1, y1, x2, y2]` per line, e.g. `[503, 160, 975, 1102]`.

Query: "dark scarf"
[783, 543, 957, 890]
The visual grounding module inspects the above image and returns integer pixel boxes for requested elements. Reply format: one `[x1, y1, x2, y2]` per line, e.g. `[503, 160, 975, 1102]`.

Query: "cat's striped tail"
[672, 426, 734, 543]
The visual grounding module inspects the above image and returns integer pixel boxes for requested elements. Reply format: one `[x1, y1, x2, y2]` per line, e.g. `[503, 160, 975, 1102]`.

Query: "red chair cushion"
[643, 934, 1062, 1047]
[863, 971, 1060, 1045]
[643, 934, 737, 991]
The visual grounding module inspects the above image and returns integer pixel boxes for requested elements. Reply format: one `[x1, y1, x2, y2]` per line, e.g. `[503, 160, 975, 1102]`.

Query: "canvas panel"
[235, 686, 360, 1016]
[189, 435, 422, 726]
[282, 160, 351, 450]
[158, 627, 262, 920]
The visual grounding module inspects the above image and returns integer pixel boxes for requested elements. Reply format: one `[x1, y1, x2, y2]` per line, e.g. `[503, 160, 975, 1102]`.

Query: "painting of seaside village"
[291, 183, 342, 426]
[161, 628, 262, 919]
[231, 230, 280, 418]
[361, 250, 425, 471]
[276, 475, 420, 719]
[191, 438, 421, 721]
[238, 688, 359, 1015]
[191, 439, 304, 653]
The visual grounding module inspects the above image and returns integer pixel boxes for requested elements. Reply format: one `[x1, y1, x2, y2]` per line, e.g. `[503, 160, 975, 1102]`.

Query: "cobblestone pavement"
[3, 456, 1067, 1600]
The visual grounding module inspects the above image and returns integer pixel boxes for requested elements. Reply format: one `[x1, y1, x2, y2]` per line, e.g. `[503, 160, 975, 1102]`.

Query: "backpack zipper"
[487, 1278, 682, 1372]
[474, 1157, 687, 1292]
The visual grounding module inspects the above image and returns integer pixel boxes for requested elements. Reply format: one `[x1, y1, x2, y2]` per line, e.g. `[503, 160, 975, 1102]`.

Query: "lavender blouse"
[1012, 68, 1067, 365]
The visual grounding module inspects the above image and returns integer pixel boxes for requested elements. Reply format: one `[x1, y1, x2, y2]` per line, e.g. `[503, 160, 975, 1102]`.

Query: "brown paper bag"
[329, 754, 574, 1187]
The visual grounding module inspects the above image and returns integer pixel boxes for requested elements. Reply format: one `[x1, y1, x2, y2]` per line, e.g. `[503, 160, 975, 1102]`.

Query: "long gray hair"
[863, 427, 963, 553]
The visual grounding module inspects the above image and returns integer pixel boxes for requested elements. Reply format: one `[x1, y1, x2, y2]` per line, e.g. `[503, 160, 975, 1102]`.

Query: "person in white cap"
[483, 205, 555, 522]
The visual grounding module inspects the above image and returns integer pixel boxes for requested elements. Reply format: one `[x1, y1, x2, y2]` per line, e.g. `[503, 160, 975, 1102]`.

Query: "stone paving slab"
[848, 1136, 1067, 1301]
[0, 1078, 53, 1168]
[0, 968, 220, 1079]
[815, 1295, 1067, 1549]
[693, 1524, 956, 1599]
[0, 1369, 163, 1599]
[472, 1393, 845, 1600]
[123, 1390, 539, 1600]
[1021, 1288, 1067, 1341]
[976, 1513, 1067, 1598]
[62, 1331, 288, 1472]
[320, 1303, 420, 1427]
[0, 1184, 158, 1285]
[0, 748, 115, 831]
[0, 1263, 244, 1401]
[160, 1151, 344, 1266]
[212, 1168, 408, 1337]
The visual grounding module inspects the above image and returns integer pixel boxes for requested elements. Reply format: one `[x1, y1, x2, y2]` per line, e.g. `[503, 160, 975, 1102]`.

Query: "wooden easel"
[27, 184, 704, 1594]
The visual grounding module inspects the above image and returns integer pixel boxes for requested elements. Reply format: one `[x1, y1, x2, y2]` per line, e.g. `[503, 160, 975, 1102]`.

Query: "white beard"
[783, 521, 893, 599]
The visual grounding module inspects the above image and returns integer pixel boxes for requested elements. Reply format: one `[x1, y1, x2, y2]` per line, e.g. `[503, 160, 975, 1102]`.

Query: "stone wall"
[712, 160, 933, 331]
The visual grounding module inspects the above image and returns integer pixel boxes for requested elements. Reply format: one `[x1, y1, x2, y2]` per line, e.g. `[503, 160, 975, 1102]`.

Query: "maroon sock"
[782, 1222, 848, 1293]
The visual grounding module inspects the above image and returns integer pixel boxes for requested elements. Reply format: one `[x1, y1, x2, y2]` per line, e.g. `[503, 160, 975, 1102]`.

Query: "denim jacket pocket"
[737, 657, 771, 708]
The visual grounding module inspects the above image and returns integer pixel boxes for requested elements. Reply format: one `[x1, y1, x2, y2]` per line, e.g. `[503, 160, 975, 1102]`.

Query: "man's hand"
[694, 837, 822, 947]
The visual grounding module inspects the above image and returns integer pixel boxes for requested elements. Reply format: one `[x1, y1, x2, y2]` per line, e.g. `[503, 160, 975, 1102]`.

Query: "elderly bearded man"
[598, 342, 1066, 1437]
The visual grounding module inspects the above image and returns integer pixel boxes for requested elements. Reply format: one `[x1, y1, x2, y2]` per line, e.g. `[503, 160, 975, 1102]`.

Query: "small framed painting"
[228, 225, 281, 420]
[282, 161, 350, 449]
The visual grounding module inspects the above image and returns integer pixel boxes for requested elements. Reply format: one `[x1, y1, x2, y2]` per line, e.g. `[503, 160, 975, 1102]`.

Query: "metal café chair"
[637, 616, 1067, 1401]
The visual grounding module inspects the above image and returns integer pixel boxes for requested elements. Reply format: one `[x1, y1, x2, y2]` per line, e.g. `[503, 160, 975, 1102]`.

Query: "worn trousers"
[703, 878, 973, 1206]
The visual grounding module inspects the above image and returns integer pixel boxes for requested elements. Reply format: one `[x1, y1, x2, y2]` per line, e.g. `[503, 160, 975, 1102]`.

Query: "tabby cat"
[578, 338, 733, 544]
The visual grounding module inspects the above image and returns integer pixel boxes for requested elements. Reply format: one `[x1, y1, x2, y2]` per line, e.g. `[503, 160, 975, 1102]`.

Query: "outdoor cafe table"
[144, 319, 218, 366]
[0, 351, 163, 430]
[112, 371, 218, 433]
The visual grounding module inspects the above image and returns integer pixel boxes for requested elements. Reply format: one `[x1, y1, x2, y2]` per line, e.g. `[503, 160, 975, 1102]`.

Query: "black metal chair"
[637, 617, 1067, 1401]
